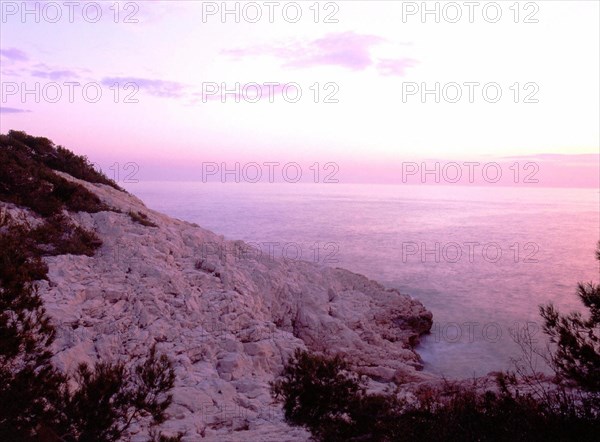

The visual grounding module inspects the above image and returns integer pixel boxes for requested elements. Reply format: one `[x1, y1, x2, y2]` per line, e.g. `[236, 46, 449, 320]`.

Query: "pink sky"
[1, 1, 598, 187]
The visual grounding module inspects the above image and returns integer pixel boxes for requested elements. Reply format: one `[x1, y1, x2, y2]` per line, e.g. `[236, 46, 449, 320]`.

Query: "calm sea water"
[125, 182, 599, 378]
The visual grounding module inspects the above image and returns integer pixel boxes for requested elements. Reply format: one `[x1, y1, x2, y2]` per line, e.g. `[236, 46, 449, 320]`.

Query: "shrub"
[28, 215, 102, 257]
[0, 224, 49, 286]
[0, 274, 64, 439]
[272, 349, 364, 440]
[0, 138, 109, 216]
[149, 431, 184, 442]
[129, 211, 158, 228]
[54, 345, 175, 442]
[0, 174, 175, 441]
[0, 258, 176, 441]
[540, 241, 600, 392]
[3, 131, 123, 191]
[273, 351, 600, 441]
[272, 243, 600, 441]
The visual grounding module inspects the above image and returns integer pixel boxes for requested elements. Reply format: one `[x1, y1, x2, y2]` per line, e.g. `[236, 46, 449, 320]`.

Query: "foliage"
[0, 279, 65, 440]
[0, 130, 127, 217]
[0, 242, 175, 441]
[0, 221, 49, 285]
[149, 430, 184, 442]
[272, 350, 600, 441]
[54, 345, 175, 442]
[25, 214, 101, 257]
[129, 211, 158, 228]
[0, 143, 103, 216]
[540, 241, 600, 392]
[272, 244, 600, 440]
[0, 133, 176, 440]
[2, 130, 123, 191]
[271, 349, 364, 439]
[0, 216, 176, 440]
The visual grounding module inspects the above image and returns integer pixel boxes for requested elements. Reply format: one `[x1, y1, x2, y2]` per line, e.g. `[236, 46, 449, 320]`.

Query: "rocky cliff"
[1, 169, 433, 441]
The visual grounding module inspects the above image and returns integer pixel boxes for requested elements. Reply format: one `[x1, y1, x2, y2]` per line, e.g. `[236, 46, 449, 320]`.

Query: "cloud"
[0, 48, 28, 62]
[0, 61, 87, 80]
[377, 58, 418, 76]
[285, 32, 383, 70]
[223, 32, 417, 76]
[224, 32, 385, 71]
[30, 69, 79, 80]
[101, 77, 186, 98]
[0, 107, 32, 114]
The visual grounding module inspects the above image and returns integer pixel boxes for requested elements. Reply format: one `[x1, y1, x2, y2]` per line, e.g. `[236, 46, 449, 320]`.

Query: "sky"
[1, 0, 599, 186]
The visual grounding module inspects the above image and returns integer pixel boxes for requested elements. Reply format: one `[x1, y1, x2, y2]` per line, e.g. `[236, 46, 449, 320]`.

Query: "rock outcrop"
[3, 172, 433, 441]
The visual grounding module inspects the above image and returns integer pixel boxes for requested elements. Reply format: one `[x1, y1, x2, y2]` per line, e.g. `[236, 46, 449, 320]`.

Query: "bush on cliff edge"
[0, 133, 179, 441]
[272, 243, 600, 441]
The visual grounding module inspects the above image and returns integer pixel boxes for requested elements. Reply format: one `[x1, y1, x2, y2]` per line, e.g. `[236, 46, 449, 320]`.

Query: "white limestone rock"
[5, 172, 434, 441]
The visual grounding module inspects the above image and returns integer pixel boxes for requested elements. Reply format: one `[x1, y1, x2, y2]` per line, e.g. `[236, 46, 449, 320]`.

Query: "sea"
[125, 182, 600, 378]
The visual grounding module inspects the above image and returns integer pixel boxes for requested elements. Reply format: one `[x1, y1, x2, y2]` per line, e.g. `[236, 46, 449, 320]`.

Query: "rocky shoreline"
[2, 171, 433, 441]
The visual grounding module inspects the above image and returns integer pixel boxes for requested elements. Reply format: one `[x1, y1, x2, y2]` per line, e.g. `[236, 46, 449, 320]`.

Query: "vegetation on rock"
[129, 210, 159, 228]
[0, 132, 178, 441]
[273, 244, 600, 441]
